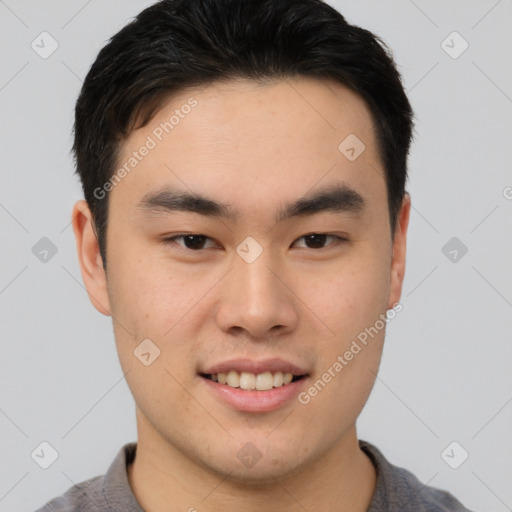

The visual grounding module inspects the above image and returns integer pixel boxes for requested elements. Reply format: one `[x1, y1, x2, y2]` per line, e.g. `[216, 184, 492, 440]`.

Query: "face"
[74, 77, 409, 483]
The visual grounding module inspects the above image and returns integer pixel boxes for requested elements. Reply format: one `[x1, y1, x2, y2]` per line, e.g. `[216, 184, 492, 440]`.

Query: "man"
[36, 0, 473, 510]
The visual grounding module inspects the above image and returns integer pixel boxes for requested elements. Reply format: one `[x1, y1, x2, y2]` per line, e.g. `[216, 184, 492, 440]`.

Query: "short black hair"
[73, 0, 415, 266]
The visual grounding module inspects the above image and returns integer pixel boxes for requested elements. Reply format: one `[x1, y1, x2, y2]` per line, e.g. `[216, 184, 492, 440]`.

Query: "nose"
[214, 246, 299, 339]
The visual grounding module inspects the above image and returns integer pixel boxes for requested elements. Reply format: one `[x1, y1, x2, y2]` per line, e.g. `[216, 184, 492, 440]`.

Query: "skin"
[72, 77, 410, 511]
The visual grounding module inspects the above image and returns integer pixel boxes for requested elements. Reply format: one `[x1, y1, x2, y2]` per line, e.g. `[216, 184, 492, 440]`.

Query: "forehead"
[111, 77, 386, 221]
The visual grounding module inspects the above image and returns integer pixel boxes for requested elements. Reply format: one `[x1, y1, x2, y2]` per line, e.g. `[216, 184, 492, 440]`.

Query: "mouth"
[200, 371, 307, 391]
[198, 358, 310, 412]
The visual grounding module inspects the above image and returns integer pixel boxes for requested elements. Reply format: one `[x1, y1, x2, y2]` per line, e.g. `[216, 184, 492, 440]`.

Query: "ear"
[387, 193, 411, 309]
[71, 200, 111, 316]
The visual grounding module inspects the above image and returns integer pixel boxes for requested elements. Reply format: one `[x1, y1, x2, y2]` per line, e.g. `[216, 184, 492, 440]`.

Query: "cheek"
[298, 248, 391, 336]
[106, 250, 195, 334]
[105, 250, 215, 382]
[296, 245, 390, 397]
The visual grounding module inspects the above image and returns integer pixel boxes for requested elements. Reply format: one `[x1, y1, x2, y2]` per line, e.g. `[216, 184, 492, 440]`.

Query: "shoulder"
[360, 440, 475, 512]
[33, 475, 107, 512]
[33, 442, 139, 512]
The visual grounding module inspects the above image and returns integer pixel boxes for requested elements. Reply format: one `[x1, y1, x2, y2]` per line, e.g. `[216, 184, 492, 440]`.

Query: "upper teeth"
[210, 371, 294, 390]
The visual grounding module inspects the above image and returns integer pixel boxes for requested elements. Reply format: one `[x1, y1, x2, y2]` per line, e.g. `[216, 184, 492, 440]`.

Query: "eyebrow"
[136, 183, 366, 223]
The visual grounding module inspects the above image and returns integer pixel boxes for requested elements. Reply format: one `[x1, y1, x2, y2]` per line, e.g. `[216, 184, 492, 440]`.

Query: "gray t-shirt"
[34, 440, 474, 511]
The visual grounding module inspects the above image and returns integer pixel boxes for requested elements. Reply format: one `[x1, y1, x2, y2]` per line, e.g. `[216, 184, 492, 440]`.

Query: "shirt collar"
[103, 442, 144, 511]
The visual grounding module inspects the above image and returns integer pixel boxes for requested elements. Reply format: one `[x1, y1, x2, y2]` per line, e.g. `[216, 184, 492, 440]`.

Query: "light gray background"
[1, 1, 511, 511]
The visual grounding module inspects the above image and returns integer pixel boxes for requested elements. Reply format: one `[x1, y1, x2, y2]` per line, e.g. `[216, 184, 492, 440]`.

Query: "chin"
[198, 444, 309, 486]
[216, 462, 300, 486]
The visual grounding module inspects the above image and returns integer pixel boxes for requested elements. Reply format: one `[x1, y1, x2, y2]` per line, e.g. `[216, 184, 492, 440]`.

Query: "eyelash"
[161, 233, 347, 251]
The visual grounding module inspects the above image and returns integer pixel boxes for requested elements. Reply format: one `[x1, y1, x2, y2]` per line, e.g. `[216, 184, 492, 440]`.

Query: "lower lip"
[200, 375, 309, 412]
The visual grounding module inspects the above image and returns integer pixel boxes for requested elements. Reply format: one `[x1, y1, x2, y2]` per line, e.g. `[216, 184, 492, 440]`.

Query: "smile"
[202, 370, 305, 390]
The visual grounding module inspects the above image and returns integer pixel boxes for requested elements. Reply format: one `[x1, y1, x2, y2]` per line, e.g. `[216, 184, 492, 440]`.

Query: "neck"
[128, 415, 376, 511]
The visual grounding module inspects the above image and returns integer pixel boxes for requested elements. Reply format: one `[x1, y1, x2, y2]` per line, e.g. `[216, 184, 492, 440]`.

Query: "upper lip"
[201, 358, 309, 376]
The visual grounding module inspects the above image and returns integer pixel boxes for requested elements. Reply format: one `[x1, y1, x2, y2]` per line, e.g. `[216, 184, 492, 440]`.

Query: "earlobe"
[387, 193, 411, 310]
[71, 200, 112, 316]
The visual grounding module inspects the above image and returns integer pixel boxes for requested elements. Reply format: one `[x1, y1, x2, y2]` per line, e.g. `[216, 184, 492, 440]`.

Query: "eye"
[162, 234, 219, 250]
[292, 233, 346, 249]
[162, 233, 346, 251]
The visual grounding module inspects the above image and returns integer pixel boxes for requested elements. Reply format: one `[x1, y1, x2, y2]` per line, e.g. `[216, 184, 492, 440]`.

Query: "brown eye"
[292, 234, 345, 249]
[163, 234, 218, 250]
